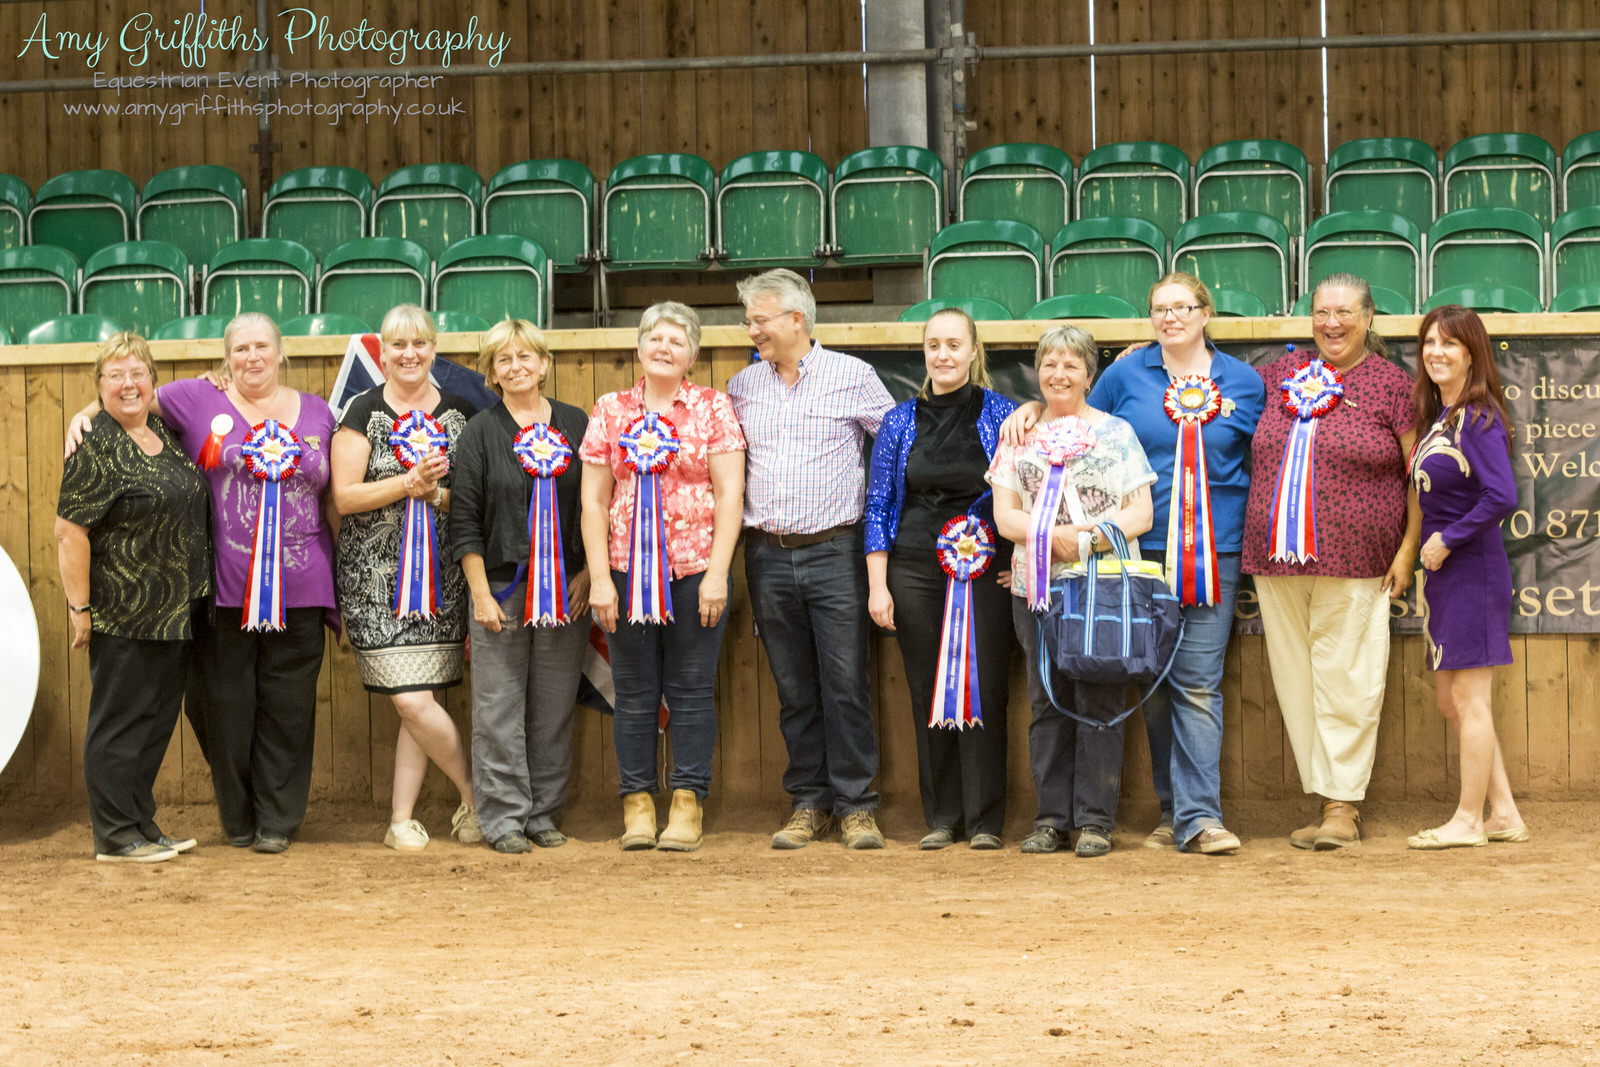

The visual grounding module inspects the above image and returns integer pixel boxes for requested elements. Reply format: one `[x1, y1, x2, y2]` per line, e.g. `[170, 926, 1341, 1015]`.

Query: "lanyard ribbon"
[1024, 416, 1098, 612]
[240, 419, 302, 631]
[511, 423, 573, 626]
[620, 413, 680, 624]
[931, 515, 995, 730]
[1268, 358, 1344, 563]
[389, 410, 449, 619]
[1163, 374, 1222, 606]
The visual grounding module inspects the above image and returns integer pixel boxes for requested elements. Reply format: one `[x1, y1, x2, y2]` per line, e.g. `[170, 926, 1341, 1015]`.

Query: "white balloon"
[0, 544, 40, 776]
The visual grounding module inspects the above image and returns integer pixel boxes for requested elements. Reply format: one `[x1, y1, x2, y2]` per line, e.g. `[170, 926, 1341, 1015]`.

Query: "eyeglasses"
[1150, 304, 1203, 320]
[1311, 307, 1363, 325]
[741, 311, 796, 330]
[101, 370, 151, 385]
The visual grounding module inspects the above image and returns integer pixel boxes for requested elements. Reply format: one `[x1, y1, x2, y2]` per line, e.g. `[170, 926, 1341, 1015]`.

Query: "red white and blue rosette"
[620, 413, 680, 624]
[239, 419, 302, 631]
[932, 515, 995, 730]
[388, 410, 449, 620]
[1025, 416, 1098, 611]
[512, 423, 573, 626]
[1268, 359, 1344, 563]
[1162, 374, 1222, 606]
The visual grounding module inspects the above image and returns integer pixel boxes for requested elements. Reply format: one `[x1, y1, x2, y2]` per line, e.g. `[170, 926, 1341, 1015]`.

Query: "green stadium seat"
[1291, 285, 1414, 316]
[1551, 284, 1600, 313]
[1562, 131, 1600, 213]
[1427, 207, 1547, 309]
[279, 312, 373, 336]
[1552, 206, 1600, 296]
[316, 237, 430, 327]
[897, 297, 1014, 323]
[1302, 210, 1424, 310]
[1047, 216, 1166, 308]
[79, 241, 190, 338]
[372, 163, 482, 262]
[830, 146, 945, 265]
[28, 169, 138, 264]
[0, 245, 78, 341]
[153, 314, 229, 340]
[433, 234, 552, 329]
[958, 143, 1074, 241]
[1074, 141, 1190, 242]
[434, 310, 492, 333]
[26, 314, 123, 346]
[601, 154, 716, 270]
[925, 219, 1046, 317]
[1193, 139, 1310, 236]
[136, 166, 246, 275]
[1442, 133, 1558, 230]
[1171, 211, 1292, 314]
[1024, 293, 1140, 320]
[484, 159, 595, 274]
[0, 326, 10, 345]
[716, 151, 829, 269]
[1209, 287, 1269, 318]
[203, 238, 316, 320]
[1422, 284, 1542, 315]
[0, 174, 30, 251]
[263, 166, 374, 263]
[1324, 138, 1439, 236]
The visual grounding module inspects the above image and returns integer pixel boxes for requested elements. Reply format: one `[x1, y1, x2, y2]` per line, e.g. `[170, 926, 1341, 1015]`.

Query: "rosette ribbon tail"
[524, 474, 570, 627]
[627, 471, 674, 624]
[393, 497, 440, 619]
[1166, 420, 1219, 606]
[243, 479, 286, 631]
[196, 430, 224, 471]
[931, 574, 983, 730]
[1025, 463, 1069, 612]
[1268, 416, 1319, 563]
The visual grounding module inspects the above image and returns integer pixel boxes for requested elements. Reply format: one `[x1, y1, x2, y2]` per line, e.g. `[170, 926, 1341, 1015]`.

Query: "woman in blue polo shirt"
[1087, 271, 1265, 855]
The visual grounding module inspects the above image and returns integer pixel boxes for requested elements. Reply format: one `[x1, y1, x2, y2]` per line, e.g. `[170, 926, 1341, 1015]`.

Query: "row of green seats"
[6, 309, 497, 347]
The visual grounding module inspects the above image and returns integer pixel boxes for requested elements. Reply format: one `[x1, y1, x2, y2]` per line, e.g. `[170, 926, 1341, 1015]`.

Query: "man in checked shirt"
[729, 269, 894, 849]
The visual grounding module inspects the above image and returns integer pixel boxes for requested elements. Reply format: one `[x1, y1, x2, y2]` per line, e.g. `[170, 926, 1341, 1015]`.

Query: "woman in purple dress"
[1405, 304, 1527, 849]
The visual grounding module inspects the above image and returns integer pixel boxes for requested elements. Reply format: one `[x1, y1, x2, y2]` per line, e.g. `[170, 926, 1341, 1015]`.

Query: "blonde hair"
[380, 303, 438, 346]
[220, 312, 285, 377]
[94, 331, 157, 383]
[638, 301, 702, 359]
[918, 307, 993, 399]
[477, 318, 551, 395]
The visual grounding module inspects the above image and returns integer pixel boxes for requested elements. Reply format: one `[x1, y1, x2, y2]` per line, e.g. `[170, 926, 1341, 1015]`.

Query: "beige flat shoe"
[1487, 825, 1530, 843]
[1406, 826, 1487, 850]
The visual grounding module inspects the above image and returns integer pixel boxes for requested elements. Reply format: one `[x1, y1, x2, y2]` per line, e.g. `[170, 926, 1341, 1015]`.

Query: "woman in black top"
[55, 333, 211, 863]
[452, 319, 590, 853]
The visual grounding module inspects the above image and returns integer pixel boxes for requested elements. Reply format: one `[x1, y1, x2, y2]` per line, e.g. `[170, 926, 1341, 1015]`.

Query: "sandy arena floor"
[2, 800, 1598, 1065]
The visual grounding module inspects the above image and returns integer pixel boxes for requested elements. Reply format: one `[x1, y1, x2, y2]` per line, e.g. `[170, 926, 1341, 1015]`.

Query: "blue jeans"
[744, 528, 879, 814]
[1141, 551, 1241, 847]
[604, 569, 728, 798]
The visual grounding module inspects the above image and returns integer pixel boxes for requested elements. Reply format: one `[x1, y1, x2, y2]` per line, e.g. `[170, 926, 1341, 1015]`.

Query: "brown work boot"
[841, 810, 885, 850]
[656, 789, 703, 852]
[620, 791, 657, 851]
[1289, 799, 1324, 850]
[771, 808, 832, 850]
[1314, 801, 1362, 849]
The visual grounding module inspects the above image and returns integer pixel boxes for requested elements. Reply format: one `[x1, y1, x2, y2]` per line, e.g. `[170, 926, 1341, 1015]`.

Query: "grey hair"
[1312, 272, 1389, 359]
[1034, 324, 1099, 380]
[638, 300, 702, 358]
[736, 268, 816, 333]
[221, 312, 285, 376]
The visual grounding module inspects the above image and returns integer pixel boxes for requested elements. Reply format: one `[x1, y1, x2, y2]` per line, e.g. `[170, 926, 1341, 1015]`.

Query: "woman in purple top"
[1405, 305, 1526, 850]
[72, 312, 337, 854]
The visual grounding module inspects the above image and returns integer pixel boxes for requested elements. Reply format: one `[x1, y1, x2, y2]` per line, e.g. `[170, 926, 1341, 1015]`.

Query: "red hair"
[1411, 304, 1513, 450]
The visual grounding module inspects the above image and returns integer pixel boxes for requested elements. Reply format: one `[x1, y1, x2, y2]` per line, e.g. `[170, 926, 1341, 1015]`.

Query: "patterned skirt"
[352, 641, 466, 694]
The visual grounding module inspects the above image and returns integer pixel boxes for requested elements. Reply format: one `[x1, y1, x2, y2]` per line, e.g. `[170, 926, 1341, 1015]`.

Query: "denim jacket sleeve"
[863, 399, 916, 554]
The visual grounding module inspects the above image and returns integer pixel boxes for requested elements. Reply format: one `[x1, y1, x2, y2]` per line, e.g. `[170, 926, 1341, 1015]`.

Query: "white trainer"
[384, 819, 429, 852]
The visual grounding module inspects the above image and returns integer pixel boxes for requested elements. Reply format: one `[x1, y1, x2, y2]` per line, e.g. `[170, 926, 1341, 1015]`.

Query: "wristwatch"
[1088, 528, 1102, 552]
[68, 603, 91, 614]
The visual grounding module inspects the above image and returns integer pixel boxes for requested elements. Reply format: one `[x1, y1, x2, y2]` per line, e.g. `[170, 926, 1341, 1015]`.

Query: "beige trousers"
[1254, 574, 1392, 801]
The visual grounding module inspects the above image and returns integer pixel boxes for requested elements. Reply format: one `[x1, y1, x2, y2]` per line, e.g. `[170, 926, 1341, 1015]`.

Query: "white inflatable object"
[0, 544, 40, 776]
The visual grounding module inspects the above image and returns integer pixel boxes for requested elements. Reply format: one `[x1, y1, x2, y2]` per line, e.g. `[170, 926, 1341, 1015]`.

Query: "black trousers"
[187, 604, 326, 840]
[1012, 597, 1127, 833]
[85, 632, 188, 853]
[886, 551, 1012, 837]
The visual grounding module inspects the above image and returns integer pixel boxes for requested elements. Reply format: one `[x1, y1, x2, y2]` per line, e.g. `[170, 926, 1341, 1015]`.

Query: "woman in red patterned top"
[579, 301, 746, 852]
[1243, 273, 1421, 849]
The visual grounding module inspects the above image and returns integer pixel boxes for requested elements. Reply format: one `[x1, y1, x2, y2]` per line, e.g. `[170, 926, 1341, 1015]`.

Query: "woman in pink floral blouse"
[579, 301, 746, 852]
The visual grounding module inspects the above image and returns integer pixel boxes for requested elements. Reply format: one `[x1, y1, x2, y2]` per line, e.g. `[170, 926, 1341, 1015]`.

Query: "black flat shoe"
[1020, 826, 1063, 854]
[252, 831, 290, 854]
[918, 827, 957, 851]
[530, 828, 567, 849]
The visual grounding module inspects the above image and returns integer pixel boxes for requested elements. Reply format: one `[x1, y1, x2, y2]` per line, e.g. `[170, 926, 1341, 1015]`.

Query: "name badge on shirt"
[1220, 399, 1236, 418]
[303, 435, 321, 450]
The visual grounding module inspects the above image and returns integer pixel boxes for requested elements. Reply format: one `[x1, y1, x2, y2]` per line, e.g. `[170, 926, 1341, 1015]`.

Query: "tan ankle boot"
[620, 791, 657, 850]
[1289, 807, 1322, 850]
[656, 789, 703, 852]
[1314, 801, 1361, 849]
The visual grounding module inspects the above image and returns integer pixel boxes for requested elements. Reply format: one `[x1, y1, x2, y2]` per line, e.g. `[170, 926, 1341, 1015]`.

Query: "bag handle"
[1036, 613, 1188, 731]
[1084, 521, 1136, 661]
